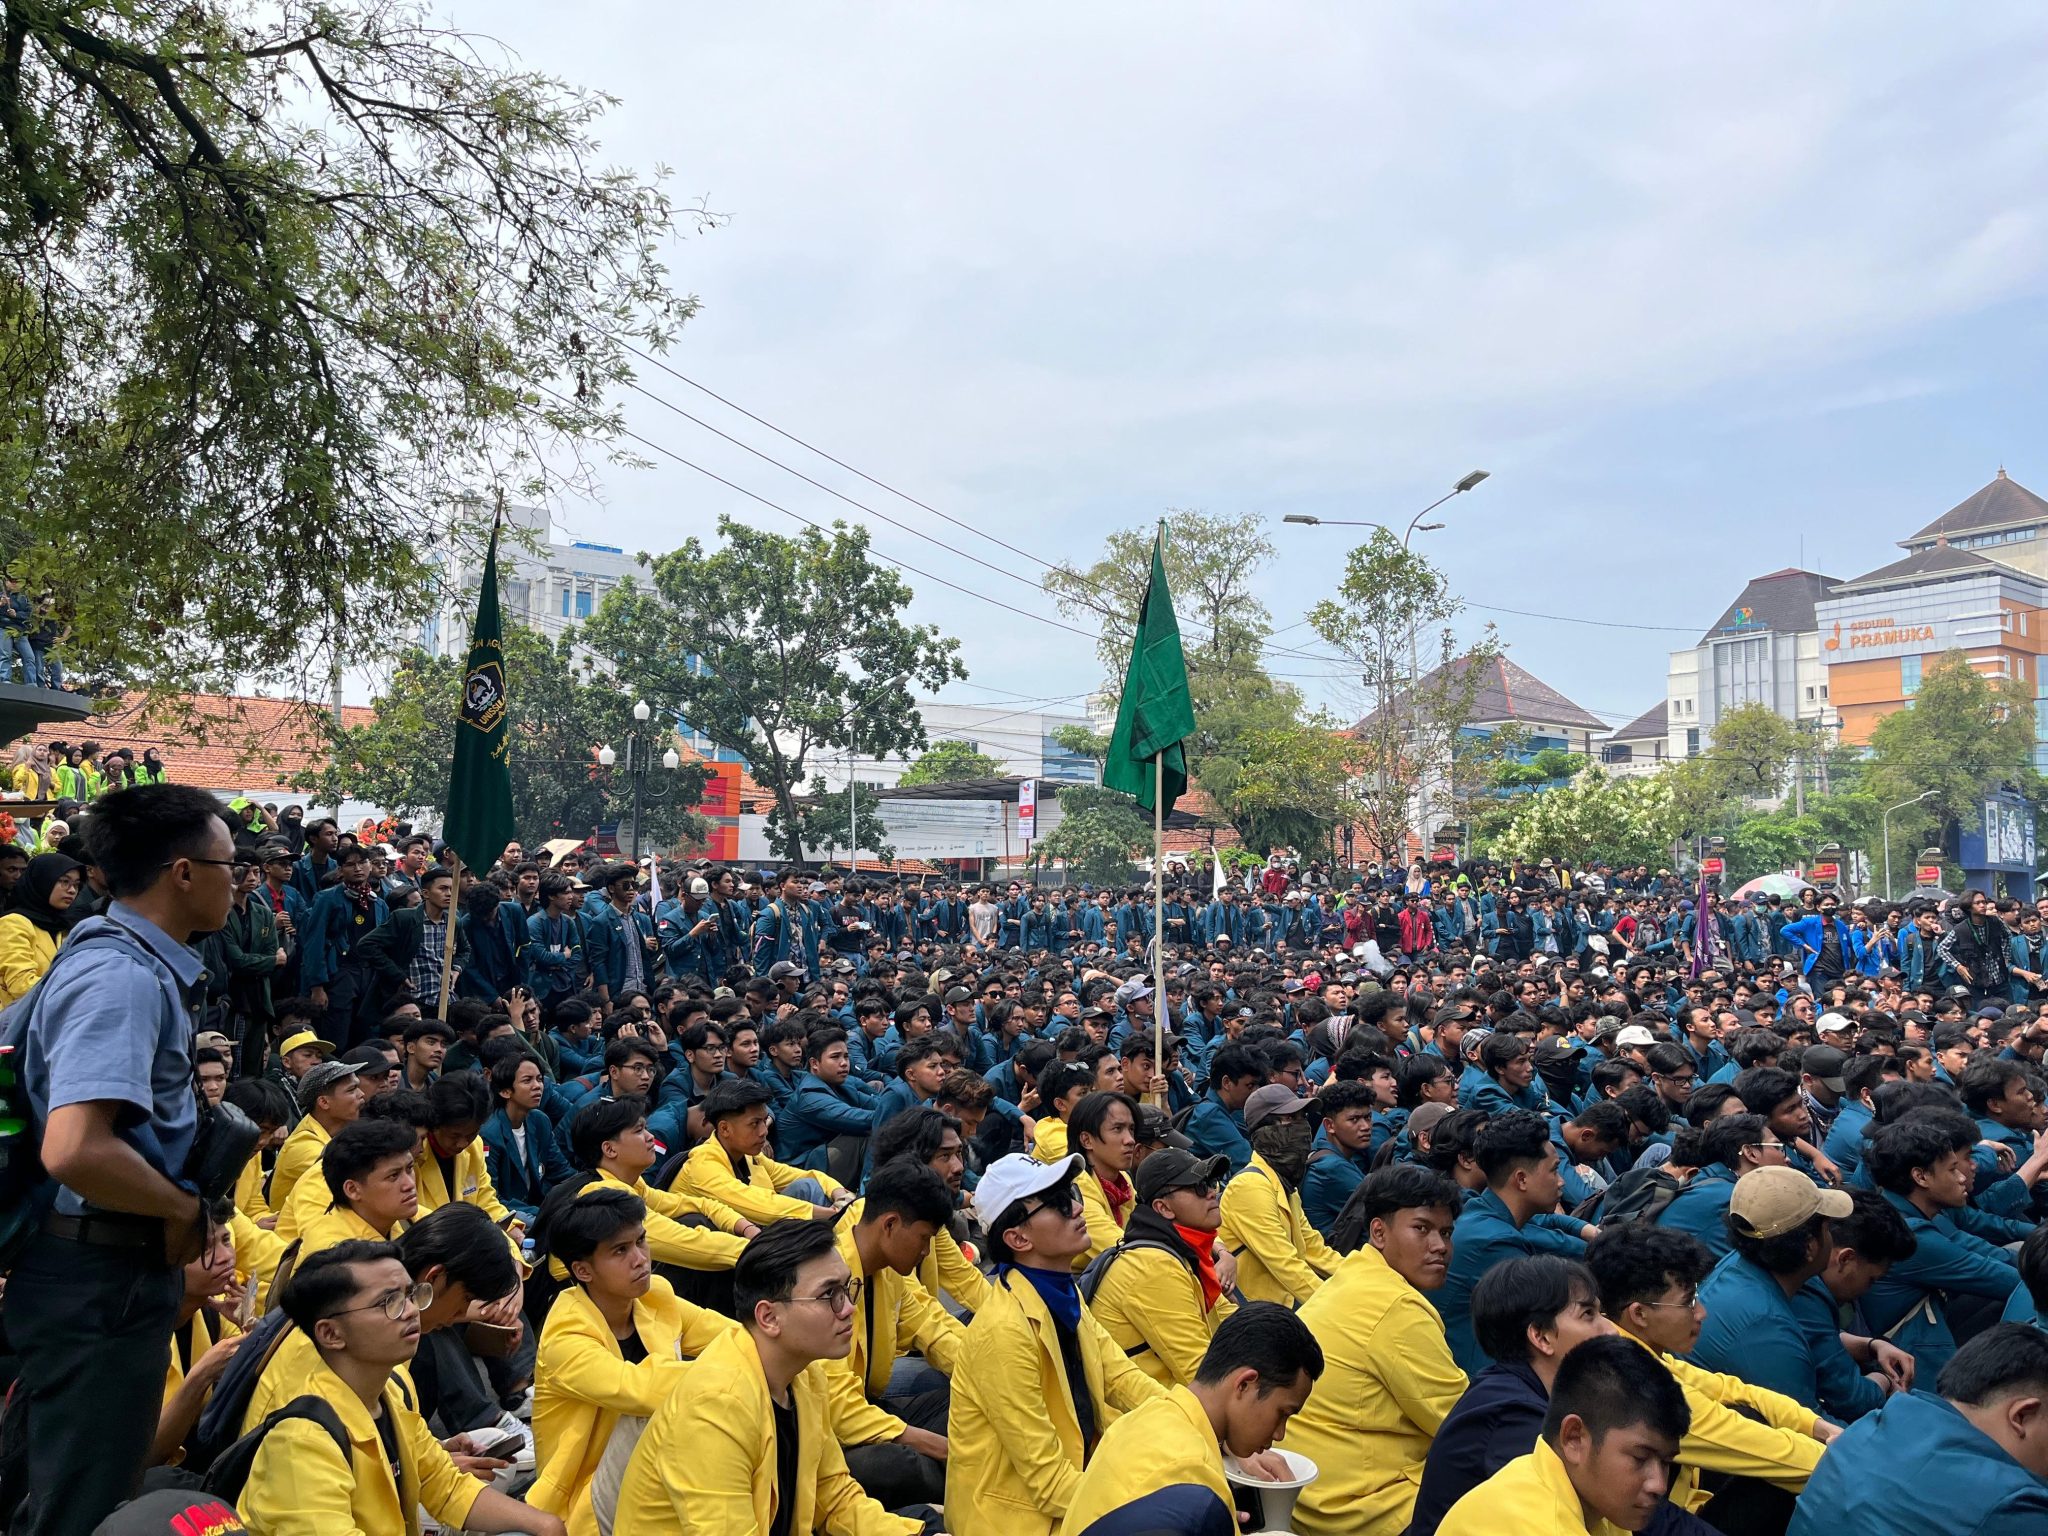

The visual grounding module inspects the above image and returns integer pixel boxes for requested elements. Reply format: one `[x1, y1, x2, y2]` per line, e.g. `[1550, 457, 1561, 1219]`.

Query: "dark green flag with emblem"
[1102, 525, 1196, 814]
[443, 520, 515, 871]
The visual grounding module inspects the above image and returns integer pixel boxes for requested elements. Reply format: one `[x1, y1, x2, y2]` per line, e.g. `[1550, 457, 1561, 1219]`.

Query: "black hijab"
[12, 852, 80, 936]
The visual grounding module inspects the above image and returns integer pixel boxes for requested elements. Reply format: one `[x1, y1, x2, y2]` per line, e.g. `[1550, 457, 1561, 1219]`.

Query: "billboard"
[1958, 793, 2036, 876]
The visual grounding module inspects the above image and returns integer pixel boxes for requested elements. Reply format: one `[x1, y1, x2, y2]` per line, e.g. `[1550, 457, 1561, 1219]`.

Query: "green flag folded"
[443, 521, 516, 871]
[1102, 528, 1196, 813]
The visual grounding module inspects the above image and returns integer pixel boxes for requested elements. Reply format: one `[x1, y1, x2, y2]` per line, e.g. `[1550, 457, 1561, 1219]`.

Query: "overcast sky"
[470, 1, 2048, 731]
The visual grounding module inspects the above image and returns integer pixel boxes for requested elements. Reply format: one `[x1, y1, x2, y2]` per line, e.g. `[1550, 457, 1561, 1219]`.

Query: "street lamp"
[844, 672, 909, 872]
[596, 699, 684, 861]
[1882, 790, 1938, 898]
[1283, 472, 1492, 849]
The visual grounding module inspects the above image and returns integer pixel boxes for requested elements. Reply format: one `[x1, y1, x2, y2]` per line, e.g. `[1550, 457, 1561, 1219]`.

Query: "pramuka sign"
[1823, 618, 1939, 653]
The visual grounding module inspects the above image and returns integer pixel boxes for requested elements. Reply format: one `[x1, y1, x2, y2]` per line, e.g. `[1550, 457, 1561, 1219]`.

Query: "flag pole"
[1153, 749, 1166, 1090]
[436, 851, 462, 1022]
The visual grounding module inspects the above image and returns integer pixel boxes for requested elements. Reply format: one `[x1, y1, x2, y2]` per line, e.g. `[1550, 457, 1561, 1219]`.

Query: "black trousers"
[842, 1381, 951, 1511]
[2, 1231, 182, 1536]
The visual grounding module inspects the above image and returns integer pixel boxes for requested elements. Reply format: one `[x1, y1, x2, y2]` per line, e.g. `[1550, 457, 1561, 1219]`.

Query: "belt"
[41, 1211, 163, 1250]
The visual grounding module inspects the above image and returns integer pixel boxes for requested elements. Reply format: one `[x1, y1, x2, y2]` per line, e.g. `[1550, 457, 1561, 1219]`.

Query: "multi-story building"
[1664, 568, 1838, 760]
[420, 500, 747, 765]
[1817, 471, 2048, 764]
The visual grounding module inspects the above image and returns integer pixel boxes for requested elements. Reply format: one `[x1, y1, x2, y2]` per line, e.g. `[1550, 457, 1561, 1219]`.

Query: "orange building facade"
[1817, 473, 2048, 766]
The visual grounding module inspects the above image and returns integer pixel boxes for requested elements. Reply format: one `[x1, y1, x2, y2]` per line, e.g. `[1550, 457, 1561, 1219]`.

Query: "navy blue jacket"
[480, 1106, 572, 1223]
[1787, 1389, 2048, 1535]
[1407, 1361, 1546, 1536]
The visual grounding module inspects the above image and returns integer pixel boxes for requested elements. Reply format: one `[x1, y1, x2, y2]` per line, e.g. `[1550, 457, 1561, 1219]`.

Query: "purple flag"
[1690, 866, 1716, 979]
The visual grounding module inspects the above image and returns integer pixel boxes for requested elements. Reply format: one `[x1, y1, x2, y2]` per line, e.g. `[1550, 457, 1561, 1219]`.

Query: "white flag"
[1213, 852, 1226, 901]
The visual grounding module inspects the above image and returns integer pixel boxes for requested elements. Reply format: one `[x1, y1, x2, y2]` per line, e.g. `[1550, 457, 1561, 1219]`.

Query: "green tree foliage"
[1700, 702, 1808, 800]
[295, 624, 709, 851]
[1043, 510, 1275, 693]
[1486, 767, 1686, 869]
[1032, 783, 1150, 886]
[1308, 528, 1500, 859]
[0, 1, 696, 695]
[768, 778, 895, 867]
[583, 515, 964, 853]
[1863, 650, 2041, 858]
[898, 739, 1003, 787]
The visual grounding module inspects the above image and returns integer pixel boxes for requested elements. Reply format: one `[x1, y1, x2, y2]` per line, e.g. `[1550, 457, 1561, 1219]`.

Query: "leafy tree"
[1211, 713, 1356, 853]
[1033, 783, 1150, 887]
[1043, 510, 1275, 691]
[0, 1, 696, 695]
[1307, 528, 1500, 860]
[1485, 767, 1685, 869]
[1861, 650, 2042, 880]
[768, 778, 895, 867]
[295, 623, 709, 852]
[1701, 702, 1807, 800]
[584, 515, 964, 857]
[898, 739, 1004, 787]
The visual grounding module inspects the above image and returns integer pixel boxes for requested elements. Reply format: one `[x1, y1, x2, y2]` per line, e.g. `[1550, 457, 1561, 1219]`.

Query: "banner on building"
[1017, 779, 1037, 844]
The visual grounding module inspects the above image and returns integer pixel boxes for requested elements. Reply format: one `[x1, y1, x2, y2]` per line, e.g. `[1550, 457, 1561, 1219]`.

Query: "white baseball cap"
[977, 1153, 1083, 1230]
[1615, 1024, 1658, 1047]
[1815, 1012, 1854, 1037]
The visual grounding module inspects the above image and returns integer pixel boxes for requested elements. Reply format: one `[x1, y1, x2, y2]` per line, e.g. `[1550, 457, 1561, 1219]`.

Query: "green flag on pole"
[443, 520, 516, 871]
[1102, 526, 1196, 813]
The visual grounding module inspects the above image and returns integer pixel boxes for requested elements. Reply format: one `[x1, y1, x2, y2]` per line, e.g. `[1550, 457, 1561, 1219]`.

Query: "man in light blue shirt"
[3, 784, 235, 1536]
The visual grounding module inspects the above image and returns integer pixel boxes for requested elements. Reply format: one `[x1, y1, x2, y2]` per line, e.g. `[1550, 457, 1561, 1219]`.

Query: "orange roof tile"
[34, 692, 371, 798]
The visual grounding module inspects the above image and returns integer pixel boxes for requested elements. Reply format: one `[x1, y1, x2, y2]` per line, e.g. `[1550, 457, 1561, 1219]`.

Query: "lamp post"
[844, 672, 909, 872]
[1283, 472, 1491, 851]
[596, 699, 682, 861]
[1881, 790, 1937, 899]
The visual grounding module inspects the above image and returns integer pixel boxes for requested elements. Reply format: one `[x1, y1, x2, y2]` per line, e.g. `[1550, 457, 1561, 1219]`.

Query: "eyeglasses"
[781, 1278, 863, 1313]
[1640, 1291, 1700, 1311]
[1027, 1183, 1085, 1218]
[332, 1281, 434, 1321]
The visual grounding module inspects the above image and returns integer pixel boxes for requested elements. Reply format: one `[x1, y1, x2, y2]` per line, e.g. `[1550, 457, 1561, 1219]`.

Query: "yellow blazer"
[0, 914, 58, 1008]
[267, 1117, 333, 1233]
[1060, 1385, 1233, 1536]
[825, 1217, 966, 1446]
[575, 1168, 747, 1273]
[676, 1139, 845, 1226]
[529, 1275, 739, 1536]
[1217, 1153, 1340, 1307]
[1074, 1168, 1130, 1269]
[1088, 1239, 1237, 1389]
[946, 1266, 1165, 1536]
[611, 1324, 919, 1536]
[236, 1355, 483, 1536]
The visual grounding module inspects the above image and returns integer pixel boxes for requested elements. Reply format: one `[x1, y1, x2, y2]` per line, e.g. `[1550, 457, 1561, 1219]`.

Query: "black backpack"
[1077, 1237, 1186, 1306]
[199, 1395, 350, 1504]
[1594, 1164, 1684, 1226]
[183, 1310, 300, 1475]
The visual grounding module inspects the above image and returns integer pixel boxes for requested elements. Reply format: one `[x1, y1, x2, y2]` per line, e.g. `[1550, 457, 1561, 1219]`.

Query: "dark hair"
[734, 1218, 840, 1322]
[83, 784, 230, 897]
[1206, 1043, 1266, 1091]
[321, 1117, 421, 1205]
[603, 1037, 659, 1070]
[570, 1095, 649, 1168]
[1586, 1224, 1713, 1316]
[488, 1051, 545, 1099]
[1396, 1055, 1451, 1108]
[1683, 1083, 1742, 1123]
[859, 1158, 955, 1229]
[1864, 1114, 1974, 1195]
[1730, 1210, 1829, 1276]
[1478, 1033, 1528, 1075]
[544, 1186, 647, 1275]
[871, 1107, 964, 1169]
[1473, 1256, 1602, 1365]
[1831, 1187, 1917, 1266]
[2019, 1225, 2048, 1316]
[1569, 1100, 1631, 1149]
[1069, 1091, 1137, 1154]
[1959, 1058, 2029, 1116]
[361, 1086, 433, 1129]
[394, 1202, 519, 1302]
[1475, 1109, 1552, 1186]
[402, 1018, 455, 1048]
[425, 1071, 490, 1128]
[224, 1075, 295, 1130]
[1937, 1322, 2048, 1406]
[1329, 1164, 1461, 1254]
[1732, 1066, 1799, 1118]
[1313, 1081, 1377, 1122]
[1036, 1061, 1094, 1113]
[279, 1239, 403, 1337]
[1697, 1113, 1766, 1169]
[678, 1020, 729, 1056]
[803, 1026, 850, 1065]
[1192, 1301, 1326, 1393]
[1419, 1108, 1487, 1174]
[1542, 1334, 1690, 1446]
[702, 1077, 773, 1125]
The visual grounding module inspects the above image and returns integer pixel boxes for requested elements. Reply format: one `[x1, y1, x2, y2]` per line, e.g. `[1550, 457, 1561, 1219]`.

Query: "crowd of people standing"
[1, 800, 2046, 1536]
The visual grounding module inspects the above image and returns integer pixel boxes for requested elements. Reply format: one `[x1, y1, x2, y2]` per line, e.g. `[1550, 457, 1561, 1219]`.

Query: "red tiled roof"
[35, 692, 372, 797]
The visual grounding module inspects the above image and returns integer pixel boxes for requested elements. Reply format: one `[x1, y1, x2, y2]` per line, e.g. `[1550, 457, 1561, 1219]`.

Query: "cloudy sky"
[473, 1, 2048, 731]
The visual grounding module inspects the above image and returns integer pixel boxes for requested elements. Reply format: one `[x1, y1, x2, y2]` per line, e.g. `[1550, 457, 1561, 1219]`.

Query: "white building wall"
[807, 701, 1101, 792]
